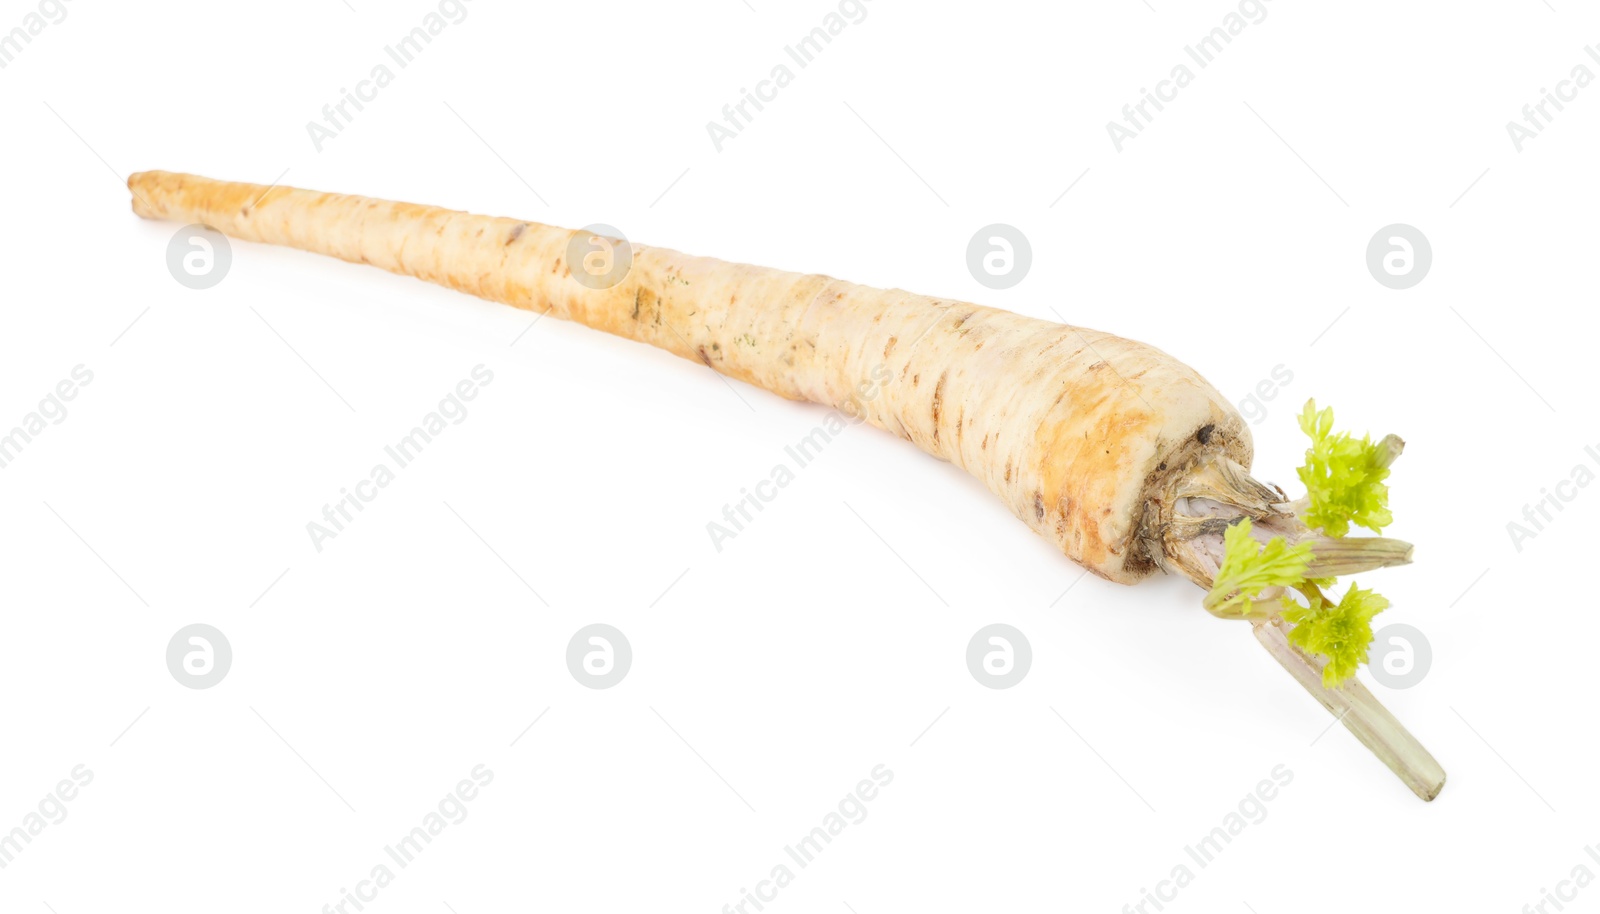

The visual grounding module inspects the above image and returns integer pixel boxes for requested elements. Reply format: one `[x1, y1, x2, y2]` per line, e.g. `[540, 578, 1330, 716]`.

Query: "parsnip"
[127, 171, 1441, 799]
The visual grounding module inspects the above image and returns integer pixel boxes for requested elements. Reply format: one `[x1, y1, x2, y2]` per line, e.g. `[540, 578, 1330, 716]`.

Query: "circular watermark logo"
[1367, 623, 1432, 689]
[1365, 223, 1431, 290]
[966, 223, 1032, 290]
[166, 623, 233, 689]
[566, 623, 632, 689]
[966, 623, 1032, 689]
[166, 224, 232, 290]
[566, 224, 632, 290]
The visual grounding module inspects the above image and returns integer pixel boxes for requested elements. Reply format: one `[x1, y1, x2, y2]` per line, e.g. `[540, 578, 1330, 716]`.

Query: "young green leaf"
[1282, 584, 1390, 687]
[1204, 518, 1313, 615]
[1296, 399, 1394, 537]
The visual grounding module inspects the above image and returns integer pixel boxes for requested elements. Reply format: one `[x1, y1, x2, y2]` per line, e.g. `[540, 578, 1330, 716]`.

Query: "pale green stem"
[1253, 616, 1446, 801]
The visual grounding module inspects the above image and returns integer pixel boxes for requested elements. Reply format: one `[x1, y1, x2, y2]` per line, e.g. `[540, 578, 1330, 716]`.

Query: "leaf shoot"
[1296, 399, 1394, 537]
[1204, 518, 1313, 615]
[1282, 584, 1391, 688]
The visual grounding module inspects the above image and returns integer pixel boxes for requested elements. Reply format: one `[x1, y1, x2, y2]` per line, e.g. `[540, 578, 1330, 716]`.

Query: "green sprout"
[1296, 399, 1395, 537]
[1282, 584, 1390, 688]
[1204, 518, 1312, 616]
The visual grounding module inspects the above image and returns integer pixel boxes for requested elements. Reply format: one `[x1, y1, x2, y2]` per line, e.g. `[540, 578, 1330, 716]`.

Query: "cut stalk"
[1253, 616, 1445, 801]
[1298, 535, 1413, 577]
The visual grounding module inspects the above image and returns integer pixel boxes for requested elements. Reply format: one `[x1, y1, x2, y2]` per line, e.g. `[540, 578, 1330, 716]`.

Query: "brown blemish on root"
[507, 223, 526, 245]
[884, 336, 898, 358]
[1196, 423, 1215, 445]
[930, 371, 947, 446]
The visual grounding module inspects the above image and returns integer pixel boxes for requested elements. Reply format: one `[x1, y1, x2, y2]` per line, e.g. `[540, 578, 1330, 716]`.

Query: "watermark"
[566, 624, 632, 689]
[0, 764, 93, 871]
[1506, 443, 1599, 552]
[1105, 0, 1276, 151]
[1236, 363, 1293, 425]
[706, 364, 892, 552]
[566, 224, 632, 290]
[319, 764, 494, 913]
[1367, 623, 1431, 689]
[1121, 764, 1293, 913]
[1365, 224, 1431, 290]
[705, 0, 877, 152]
[0, 0, 74, 72]
[307, 365, 493, 551]
[1505, 48, 1599, 152]
[306, 0, 477, 152]
[966, 624, 1032, 689]
[1520, 844, 1600, 914]
[966, 224, 1031, 290]
[0, 364, 93, 471]
[167, 224, 232, 290]
[719, 764, 894, 913]
[166, 624, 233, 689]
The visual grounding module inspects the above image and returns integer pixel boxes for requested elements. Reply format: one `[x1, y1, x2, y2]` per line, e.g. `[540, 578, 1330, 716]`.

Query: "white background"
[2, 1, 1596, 911]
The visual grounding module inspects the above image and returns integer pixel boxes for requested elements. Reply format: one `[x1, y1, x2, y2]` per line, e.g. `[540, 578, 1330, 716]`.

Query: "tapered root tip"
[127, 171, 168, 219]
[129, 173, 147, 217]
